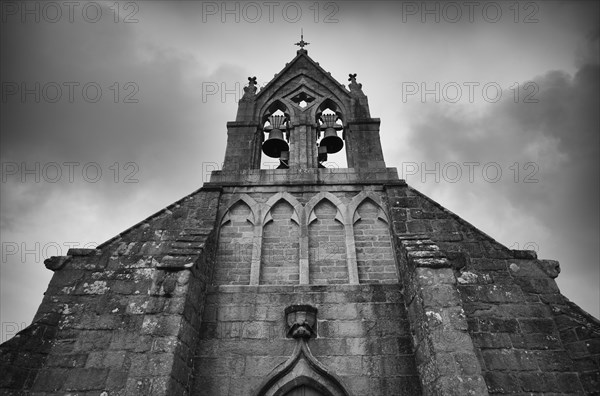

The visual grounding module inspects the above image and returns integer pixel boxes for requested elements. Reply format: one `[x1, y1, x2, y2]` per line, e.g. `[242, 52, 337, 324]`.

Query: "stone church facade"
[1, 45, 599, 395]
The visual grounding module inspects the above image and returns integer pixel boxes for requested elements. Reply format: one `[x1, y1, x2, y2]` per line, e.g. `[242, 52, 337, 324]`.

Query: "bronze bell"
[319, 113, 343, 154]
[262, 115, 289, 158]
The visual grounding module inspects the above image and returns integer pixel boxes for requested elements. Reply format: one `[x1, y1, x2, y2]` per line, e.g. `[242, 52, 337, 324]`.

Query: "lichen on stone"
[83, 281, 109, 295]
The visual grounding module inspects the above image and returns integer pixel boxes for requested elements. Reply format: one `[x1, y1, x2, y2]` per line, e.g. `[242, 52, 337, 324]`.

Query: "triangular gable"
[256, 50, 351, 101]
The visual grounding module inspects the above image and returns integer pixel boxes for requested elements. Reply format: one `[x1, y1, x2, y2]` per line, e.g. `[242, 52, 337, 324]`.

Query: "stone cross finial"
[242, 76, 258, 98]
[294, 29, 310, 50]
[348, 73, 364, 95]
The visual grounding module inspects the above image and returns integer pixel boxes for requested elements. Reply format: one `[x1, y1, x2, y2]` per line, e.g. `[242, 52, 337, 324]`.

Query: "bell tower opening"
[261, 103, 290, 170]
[316, 102, 347, 169]
[223, 35, 384, 174]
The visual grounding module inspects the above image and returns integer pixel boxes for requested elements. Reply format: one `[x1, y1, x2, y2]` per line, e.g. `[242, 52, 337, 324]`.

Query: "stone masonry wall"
[193, 284, 422, 395]
[0, 187, 222, 395]
[260, 201, 300, 285]
[354, 199, 397, 284]
[214, 201, 254, 285]
[392, 233, 489, 395]
[386, 184, 600, 395]
[6, 174, 597, 395]
[0, 307, 59, 393]
[553, 301, 600, 393]
[308, 200, 348, 285]
[222, 122, 262, 171]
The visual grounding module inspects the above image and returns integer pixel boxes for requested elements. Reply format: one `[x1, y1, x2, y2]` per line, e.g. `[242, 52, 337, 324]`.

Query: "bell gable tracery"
[214, 191, 395, 287]
[224, 45, 386, 171]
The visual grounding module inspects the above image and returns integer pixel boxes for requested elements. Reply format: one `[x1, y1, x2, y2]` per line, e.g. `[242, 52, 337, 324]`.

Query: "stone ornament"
[347, 73, 364, 96]
[242, 76, 258, 99]
[255, 304, 349, 396]
[285, 305, 318, 339]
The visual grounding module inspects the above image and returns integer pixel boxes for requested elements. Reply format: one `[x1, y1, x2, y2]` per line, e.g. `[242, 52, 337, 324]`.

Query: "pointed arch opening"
[261, 199, 300, 285]
[263, 192, 302, 225]
[254, 340, 351, 396]
[352, 198, 398, 284]
[261, 100, 291, 170]
[214, 200, 255, 285]
[308, 198, 348, 285]
[315, 99, 347, 169]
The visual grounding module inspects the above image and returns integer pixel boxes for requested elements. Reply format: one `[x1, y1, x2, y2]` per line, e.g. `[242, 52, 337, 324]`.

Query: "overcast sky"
[1, 0, 598, 341]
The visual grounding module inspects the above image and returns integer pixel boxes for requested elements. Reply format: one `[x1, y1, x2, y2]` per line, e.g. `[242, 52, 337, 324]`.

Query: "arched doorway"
[254, 341, 350, 396]
[284, 385, 325, 396]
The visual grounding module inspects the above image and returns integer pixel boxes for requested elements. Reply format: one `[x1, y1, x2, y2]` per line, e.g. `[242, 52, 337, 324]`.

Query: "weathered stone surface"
[2, 47, 599, 396]
[195, 284, 420, 394]
[0, 188, 221, 395]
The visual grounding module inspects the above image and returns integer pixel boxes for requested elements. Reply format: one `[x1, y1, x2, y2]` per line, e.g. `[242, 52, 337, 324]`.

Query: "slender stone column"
[299, 210, 310, 284]
[289, 124, 318, 169]
[249, 208, 263, 285]
[344, 219, 359, 284]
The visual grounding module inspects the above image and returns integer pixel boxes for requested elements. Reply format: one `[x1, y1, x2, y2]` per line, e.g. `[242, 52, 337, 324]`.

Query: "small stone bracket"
[537, 259, 561, 279]
[45, 249, 99, 271]
[285, 305, 318, 339]
[44, 255, 71, 271]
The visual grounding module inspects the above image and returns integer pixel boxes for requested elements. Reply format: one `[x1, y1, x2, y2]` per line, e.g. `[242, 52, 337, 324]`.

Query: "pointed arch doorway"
[284, 385, 324, 396]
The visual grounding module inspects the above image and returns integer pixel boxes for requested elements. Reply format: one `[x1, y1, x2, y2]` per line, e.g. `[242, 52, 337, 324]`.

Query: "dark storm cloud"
[0, 8, 248, 228]
[406, 61, 599, 220]
[402, 57, 599, 314]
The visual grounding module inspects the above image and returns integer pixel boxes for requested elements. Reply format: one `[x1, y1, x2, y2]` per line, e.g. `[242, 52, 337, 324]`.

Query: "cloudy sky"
[1, 0, 598, 341]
